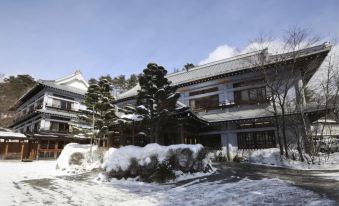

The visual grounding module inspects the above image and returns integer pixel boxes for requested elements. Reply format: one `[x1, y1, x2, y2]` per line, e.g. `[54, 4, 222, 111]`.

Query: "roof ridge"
[167, 49, 265, 77]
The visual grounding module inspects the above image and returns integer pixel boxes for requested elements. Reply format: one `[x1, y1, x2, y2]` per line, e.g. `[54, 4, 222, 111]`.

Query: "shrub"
[102, 144, 213, 183]
[149, 161, 176, 183]
[233, 155, 244, 163]
[69, 152, 85, 165]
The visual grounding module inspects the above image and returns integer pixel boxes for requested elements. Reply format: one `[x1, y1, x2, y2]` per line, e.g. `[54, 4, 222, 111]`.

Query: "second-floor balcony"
[13, 104, 43, 124]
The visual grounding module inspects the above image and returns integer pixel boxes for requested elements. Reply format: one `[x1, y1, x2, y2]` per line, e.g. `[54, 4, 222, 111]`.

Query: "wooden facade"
[0, 134, 90, 160]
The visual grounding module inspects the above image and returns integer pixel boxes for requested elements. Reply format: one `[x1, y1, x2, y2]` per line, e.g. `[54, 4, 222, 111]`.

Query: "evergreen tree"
[137, 63, 180, 143]
[183, 63, 195, 71]
[74, 78, 117, 141]
[0, 74, 35, 127]
[127, 74, 139, 89]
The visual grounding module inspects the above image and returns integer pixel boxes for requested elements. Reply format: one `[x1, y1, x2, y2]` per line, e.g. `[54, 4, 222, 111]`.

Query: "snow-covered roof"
[313, 118, 337, 124]
[39, 80, 87, 95]
[0, 128, 26, 138]
[120, 114, 144, 121]
[117, 43, 331, 101]
[198, 104, 332, 123]
[199, 107, 272, 123]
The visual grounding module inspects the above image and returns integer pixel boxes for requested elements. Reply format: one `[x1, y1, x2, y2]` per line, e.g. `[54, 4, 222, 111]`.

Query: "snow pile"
[238, 148, 339, 170]
[102, 143, 213, 182]
[56, 143, 104, 174]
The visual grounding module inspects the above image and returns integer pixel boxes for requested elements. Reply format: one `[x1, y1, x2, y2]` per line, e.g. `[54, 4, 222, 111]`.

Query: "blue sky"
[0, 0, 338, 80]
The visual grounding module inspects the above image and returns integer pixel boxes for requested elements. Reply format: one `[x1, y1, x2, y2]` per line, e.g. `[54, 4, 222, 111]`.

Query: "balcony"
[12, 104, 44, 124]
[46, 104, 76, 111]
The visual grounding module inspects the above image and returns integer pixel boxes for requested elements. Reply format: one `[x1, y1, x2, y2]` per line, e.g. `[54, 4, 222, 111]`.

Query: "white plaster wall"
[61, 79, 88, 91]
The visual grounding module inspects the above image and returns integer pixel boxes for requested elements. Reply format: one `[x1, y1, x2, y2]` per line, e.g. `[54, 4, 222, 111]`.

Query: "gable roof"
[38, 80, 87, 95]
[54, 70, 89, 89]
[116, 43, 331, 101]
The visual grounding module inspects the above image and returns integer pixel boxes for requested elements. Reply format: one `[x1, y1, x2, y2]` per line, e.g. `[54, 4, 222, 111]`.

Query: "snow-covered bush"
[208, 147, 228, 162]
[102, 144, 213, 183]
[56, 143, 104, 174]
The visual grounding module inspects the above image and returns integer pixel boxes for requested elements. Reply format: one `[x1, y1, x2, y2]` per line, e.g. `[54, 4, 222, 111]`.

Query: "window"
[52, 99, 73, 110]
[61, 101, 72, 110]
[234, 87, 268, 105]
[50, 122, 69, 132]
[189, 87, 218, 96]
[190, 135, 221, 150]
[237, 131, 276, 149]
[52, 99, 61, 108]
[237, 121, 273, 129]
[189, 94, 219, 111]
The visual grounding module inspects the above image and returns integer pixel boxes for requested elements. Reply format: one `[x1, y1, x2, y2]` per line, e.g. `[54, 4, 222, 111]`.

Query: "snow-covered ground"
[0, 160, 59, 206]
[0, 160, 337, 205]
[238, 148, 339, 170]
[313, 172, 339, 181]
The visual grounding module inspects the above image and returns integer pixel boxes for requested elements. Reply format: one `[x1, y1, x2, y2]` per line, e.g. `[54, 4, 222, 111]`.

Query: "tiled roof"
[197, 103, 331, 123]
[199, 107, 273, 123]
[39, 80, 86, 95]
[117, 43, 331, 101]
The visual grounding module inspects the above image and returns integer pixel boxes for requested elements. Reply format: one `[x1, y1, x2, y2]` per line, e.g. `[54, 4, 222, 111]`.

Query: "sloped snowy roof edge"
[116, 43, 331, 101]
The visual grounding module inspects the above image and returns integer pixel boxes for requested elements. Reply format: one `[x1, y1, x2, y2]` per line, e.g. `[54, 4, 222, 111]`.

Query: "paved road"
[177, 163, 339, 203]
[15, 162, 339, 205]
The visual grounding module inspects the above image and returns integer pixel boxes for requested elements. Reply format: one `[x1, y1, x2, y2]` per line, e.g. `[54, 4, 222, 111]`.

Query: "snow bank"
[238, 148, 339, 170]
[56, 143, 103, 174]
[102, 144, 213, 182]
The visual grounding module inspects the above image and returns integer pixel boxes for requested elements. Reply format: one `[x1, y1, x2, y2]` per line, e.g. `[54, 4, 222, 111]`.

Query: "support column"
[20, 141, 25, 160]
[4, 140, 8, 160]
[221, 134, 230, 161]
[178, 123, 185, 144]
[36, 140, 40, 160]
[54, 141, 59, 159]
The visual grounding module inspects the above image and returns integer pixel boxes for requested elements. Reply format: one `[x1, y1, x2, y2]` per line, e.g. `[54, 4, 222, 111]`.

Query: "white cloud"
[199, 45, 238, 65]
[199, 40, 286, 65]
[241, 40, 285, 54]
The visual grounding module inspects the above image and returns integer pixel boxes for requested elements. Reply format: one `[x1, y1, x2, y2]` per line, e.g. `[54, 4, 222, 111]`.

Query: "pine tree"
[183, 63, 195, 71]
[137, 63, 180, 143]
[75, 78, 117, 142]
[127, 74, 139, 89]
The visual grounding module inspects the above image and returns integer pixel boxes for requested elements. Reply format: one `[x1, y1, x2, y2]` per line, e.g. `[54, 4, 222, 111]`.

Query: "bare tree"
[247, 27, 321, 159]
[307, 52, 339, 162]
